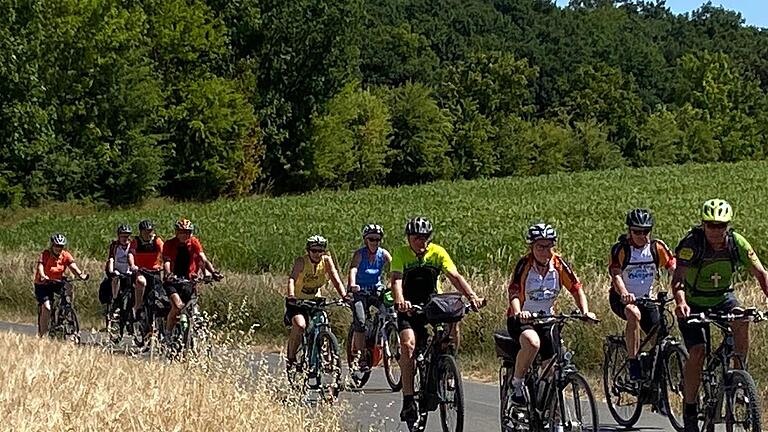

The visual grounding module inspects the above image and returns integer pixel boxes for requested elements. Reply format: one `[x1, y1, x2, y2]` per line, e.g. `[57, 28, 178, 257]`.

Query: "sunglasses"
[704, 222, 728, 229]
[630, 228, 651, 235]
[118, 234, 131, 238]
[365, 237, 382, 242]
[309, 248, 325, 254]
[411, 234, 430, 241]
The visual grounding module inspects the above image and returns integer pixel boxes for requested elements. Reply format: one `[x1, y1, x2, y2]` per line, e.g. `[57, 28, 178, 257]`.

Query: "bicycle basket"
[423, 294, 465, 324]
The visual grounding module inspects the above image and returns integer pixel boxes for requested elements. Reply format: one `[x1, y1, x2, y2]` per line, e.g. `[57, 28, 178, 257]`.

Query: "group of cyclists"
[31, 198, 768, 432]
[34, 218, 223, 343]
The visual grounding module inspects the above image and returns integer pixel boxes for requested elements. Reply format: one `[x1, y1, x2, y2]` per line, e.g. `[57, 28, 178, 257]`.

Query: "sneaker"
[510, 386, 527, 406]
[628, 358, 642, 381]
[400, 398, 418, 424]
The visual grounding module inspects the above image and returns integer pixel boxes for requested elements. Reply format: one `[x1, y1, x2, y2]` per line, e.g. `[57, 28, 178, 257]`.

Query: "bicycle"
[603, 291, 688, 430]
[345, 289, 402, 390]
[44, 277, 86, 343]
[165, 275, 220, 361]
[496, 312, 600, 432]
[287, 298, 348, 403]
[404, 293, 483, 432]
[106, 271, 135, 345]
[133, 268, 167, 351]
[682, 307, 765, 432]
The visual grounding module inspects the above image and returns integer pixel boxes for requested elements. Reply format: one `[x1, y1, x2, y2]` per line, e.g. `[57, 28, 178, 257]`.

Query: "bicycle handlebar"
[633, 291, 675, 307]
[683, 307, 766, 325]
[526, 311, 601, 325]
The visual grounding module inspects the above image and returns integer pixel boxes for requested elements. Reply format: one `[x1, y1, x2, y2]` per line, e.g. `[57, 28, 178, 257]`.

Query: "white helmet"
[526, 223, 557, 244]
[362, 224, 384, 239]
[306, 235, 328, 250]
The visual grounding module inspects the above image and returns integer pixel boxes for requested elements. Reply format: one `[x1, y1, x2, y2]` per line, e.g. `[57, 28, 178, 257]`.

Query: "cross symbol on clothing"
[711, 273, 722, 288]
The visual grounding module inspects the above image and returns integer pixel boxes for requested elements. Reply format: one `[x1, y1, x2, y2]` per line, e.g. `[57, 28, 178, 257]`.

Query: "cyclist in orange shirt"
[128, 219, 164, 321]
[34, 234, 88, 337]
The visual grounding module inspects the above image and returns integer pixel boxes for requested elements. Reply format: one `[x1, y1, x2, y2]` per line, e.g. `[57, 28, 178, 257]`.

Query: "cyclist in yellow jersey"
[285, 235, 347, 367]
[391, 217, 484, 424]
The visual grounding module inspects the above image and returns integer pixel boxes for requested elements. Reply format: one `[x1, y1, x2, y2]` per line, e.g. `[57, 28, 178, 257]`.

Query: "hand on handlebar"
[79, 273, 90, 281]
[675, 302, 691, 318]
[468, 295, 486, 312]
[396, 300, 412, 313]
[583, 311, 598, 322]
[621, 292, 636, 305]
[211, 271, 224, 282]
[516, 310, 533, 324]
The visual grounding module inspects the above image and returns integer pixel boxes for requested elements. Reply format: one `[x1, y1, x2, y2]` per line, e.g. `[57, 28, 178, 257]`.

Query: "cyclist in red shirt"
[162, 218, 221, 332]
[128, 219, 164, 320]
[34, 233, 89, 337]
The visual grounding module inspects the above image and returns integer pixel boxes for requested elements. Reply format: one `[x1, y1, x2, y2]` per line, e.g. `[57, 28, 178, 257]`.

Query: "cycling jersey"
[391, 243, 457, 305]
[130, 235, 164, 270]
[294, 255, 328, 299]
[608, 238, 675, 297]
[35, 249, 74, 283]
[355, 247, 386, 290]
[163, 236, 203, 279]
[675, 229, 761, 307]
[507, 254, 582, 316]
[106, 241, 131, 273]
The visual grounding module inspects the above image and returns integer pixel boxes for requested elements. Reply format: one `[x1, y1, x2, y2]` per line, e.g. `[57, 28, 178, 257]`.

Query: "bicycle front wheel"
[602, 337, 642, 427]
[726, 369, 761, 432]
[662, 342, 687, 431]
[383, 321, 402, 391]
[62, 306, 80, 344]
[557, 371, 599, 432]
[316, 329, 343, 402]
[438, 354, 464, 432]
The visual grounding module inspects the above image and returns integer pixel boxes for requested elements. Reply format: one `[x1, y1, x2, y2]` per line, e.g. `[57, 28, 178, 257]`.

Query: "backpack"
[614, 234, 662, 270]
[677, 226, 741, 295]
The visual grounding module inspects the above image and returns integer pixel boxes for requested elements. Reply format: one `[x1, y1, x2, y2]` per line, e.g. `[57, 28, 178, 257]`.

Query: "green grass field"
[3, 161, 768, 276]
[3, 160, 768, 405]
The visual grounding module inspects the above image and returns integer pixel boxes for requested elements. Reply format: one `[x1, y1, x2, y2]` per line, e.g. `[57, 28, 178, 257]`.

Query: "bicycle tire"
[557, 371, 599, 432]
[346, 325, 372, 388]
[662, 342, 687, 432]
[315, 329, 342, 402]
[602, 337, 642, 428]
[62, 304, 80, 344]
[438, 354, 464, 432]
[498, 364, 522, 432]
[725, 369, 761, 432]
[383, 321, 402, 391]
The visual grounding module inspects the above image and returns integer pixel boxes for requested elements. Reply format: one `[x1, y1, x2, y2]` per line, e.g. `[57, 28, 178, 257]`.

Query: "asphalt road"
[0, 321, 672, 432]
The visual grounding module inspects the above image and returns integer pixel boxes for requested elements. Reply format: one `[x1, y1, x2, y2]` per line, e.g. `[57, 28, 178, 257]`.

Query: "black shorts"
[507, 316, 556, 361]
[397, 312, 429, 342]
[678, 293, 740, 349]
[609, 291, 661, 335]
[164, 280, 195, 304]
[34, 281, 67, 305]
[283, 301, 312, 327]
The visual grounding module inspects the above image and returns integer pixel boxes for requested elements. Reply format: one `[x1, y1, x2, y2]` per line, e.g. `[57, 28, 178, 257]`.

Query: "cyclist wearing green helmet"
[672, 199, 768, 432]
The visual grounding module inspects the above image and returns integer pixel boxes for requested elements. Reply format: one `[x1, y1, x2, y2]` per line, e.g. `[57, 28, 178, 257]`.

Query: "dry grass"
[0, 331, 345, 432]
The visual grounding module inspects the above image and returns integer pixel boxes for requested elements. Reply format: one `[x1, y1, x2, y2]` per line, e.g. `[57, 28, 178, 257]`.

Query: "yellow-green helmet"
[701, 199, 733, 223]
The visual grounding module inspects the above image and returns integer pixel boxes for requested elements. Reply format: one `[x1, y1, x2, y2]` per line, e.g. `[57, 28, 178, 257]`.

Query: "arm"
[107, 257, 115, 274]
[324, 255, 346, 297]
[287, 257, 303, 298]
[446, 270, 478, 299]
[671, 265, 691, 317]
[748, 263, 768, 296]
[348, 250, 362, 289]
[610, 267, 629, 296]
[37, 260, 48, 282]
[128, 240, 138, 270]
[68, 262, 88, 280]
[390, 271, 405, 310]
[571, 287, 591, 315]
[198, 251, 216, 273]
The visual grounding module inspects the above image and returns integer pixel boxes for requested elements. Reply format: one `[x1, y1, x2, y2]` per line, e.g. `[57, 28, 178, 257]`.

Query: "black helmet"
[50, 233, 68, 247]
[626, 208, 654, 229]
[405, 217, 433, 237]
[138, 219, 154, 231]
[117, 224, 132, 235]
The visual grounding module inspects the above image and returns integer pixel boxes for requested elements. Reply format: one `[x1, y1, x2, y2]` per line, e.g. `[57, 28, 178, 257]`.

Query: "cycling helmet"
[626, 208, 655, 229]
[526, 223, 558, 244]
[50, 233, 68, 247]
[701, 199, 733, 223]
[116, 224, 132, 235]
[362, 224, 384, 239]
[138, 219, 154, 231]
[306, 235, 328, 250]
[405, 217, 433, 237]
[174, 218, 194, 231]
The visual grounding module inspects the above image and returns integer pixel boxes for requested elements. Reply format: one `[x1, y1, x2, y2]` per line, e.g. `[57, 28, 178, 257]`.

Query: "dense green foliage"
[3, 0, 768, 205]
[3, 161, 768, 276]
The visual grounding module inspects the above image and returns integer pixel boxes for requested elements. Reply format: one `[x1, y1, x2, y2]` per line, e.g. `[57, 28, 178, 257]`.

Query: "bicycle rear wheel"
[662, 342, 687, 431]
[602, 336, 642, 427]
[726, 369, 761, 432]
[557, 371, 599, 432]
[316, 329, 342, 402]
[383, 321, 402, 391]
[438, 354, 464, 432]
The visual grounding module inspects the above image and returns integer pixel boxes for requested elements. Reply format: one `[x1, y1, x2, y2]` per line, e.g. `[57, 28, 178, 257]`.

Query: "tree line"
[2, 0, 767, 206]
